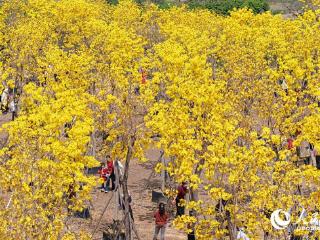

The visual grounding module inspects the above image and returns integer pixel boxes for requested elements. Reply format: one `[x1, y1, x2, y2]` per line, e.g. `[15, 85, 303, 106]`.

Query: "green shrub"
[106, 0, 119, 5]
[106, 0, 172, 9]
[106, 0, 269, 13]
[188, 0, 269, 15]
[244, 0, 269, 13]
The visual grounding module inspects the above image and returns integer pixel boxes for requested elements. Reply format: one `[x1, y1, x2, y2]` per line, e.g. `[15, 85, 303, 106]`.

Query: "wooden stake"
[122, 136, 136, 240]
[91, 191, 114, 238]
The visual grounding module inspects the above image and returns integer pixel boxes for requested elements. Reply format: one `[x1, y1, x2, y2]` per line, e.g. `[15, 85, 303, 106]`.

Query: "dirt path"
[129, 149, 185, 239]
[0, 113, 11, 144]
[68, 149, 186, 240]
[0, 113, 11, 128]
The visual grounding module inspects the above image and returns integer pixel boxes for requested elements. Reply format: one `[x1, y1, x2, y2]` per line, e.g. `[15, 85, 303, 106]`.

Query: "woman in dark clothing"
[176, 182, 188, 216]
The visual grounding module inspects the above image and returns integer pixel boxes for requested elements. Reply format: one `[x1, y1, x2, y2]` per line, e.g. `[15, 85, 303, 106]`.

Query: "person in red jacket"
[176, 182, 188, 216]
[141, 69, 147, 84]
[153, 202, 169, 240]
[287, 137, 294, 150]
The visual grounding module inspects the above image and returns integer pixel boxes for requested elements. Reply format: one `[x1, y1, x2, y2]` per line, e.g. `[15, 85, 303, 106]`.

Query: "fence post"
[160, 150, 165, 192]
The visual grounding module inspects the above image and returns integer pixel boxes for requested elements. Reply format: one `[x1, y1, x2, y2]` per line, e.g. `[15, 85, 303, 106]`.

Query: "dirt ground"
[268, 0, 302, 14]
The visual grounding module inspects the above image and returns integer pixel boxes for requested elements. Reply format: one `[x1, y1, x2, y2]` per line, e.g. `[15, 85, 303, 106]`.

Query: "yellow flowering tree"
[0, 0, 151, 238]
[145, 6, 320, 240]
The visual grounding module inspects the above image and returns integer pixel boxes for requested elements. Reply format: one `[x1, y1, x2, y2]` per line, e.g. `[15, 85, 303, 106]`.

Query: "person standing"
[66, 183, 76, 213]
[237, 227, 250, 240]
[141, 68, 147, 84]
[176, 182, 188, 216]
[8, 94, 16, 120]
[106, 155, 115, 191]
[153, 202, 169, 240]
[287, 137, 294, 150]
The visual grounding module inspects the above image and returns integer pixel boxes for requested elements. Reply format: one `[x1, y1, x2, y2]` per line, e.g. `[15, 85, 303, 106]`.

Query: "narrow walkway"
[68, 148, 186, 239]
[0, 113, 12, 146]
[0, 113, 11, 126]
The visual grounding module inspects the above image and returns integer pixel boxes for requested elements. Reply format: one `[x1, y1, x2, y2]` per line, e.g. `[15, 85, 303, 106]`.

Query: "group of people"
[97, 156, 251, 240]
[98, 155, 117, 193]
[153, 182, 251, 240]
[96, 176, 187, 240]
[286, 130, 319, 168]
[98, 155, 136, 235]
[97, 157, 250, 240]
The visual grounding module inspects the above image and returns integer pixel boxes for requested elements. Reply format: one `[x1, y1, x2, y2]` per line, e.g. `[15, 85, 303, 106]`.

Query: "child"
[153, 202, 169, 240]
[98, 163, 110, 193]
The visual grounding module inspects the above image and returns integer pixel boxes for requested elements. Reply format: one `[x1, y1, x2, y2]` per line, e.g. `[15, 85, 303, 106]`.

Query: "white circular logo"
[270, 209, 291, 230]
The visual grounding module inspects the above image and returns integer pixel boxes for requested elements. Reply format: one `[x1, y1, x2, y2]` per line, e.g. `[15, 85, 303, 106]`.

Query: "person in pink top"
[153, 202, 169, 240]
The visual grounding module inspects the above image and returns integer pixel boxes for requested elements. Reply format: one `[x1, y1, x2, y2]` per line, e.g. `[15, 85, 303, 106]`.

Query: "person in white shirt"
[237, 227, 250, 240]
[310, 211, 320, 228]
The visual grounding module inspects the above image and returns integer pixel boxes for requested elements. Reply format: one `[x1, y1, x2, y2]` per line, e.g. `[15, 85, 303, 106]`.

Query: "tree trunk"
[227, 213, 236, 240]
[190, 158, 205, 202]
[89, 81, 97, 159]
[122, 136, 135, 240]
[114, 159, 121, 221]
[228, 228, 236, 240]
[160, 150, 165, 192]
